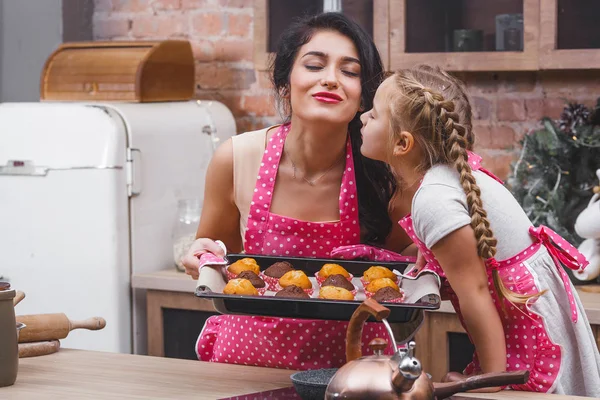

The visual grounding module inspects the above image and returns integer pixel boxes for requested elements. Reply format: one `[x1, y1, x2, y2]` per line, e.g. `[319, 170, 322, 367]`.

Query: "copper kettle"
[325, 298, 529, 400]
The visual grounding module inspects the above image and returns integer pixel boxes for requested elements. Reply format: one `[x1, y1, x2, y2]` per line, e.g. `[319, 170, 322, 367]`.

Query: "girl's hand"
[181, 238, 226, 280]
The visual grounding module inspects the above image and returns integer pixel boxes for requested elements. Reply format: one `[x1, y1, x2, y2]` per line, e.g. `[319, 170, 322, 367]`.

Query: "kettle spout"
[391, 341, 422, 393]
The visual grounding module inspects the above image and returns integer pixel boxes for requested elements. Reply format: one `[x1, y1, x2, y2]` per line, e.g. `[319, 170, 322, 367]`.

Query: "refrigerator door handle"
[127, 148, 142, 197]
[0, 160, 123, 176]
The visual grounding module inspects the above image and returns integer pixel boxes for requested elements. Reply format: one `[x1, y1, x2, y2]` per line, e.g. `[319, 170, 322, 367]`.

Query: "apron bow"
[529, 225, 588, 322]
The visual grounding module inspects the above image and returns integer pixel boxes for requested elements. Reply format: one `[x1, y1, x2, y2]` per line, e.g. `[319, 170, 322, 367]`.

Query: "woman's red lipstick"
[313, 92, 343, 104]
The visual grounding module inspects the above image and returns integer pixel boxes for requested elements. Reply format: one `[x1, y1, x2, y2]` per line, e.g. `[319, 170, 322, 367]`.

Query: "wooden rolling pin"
[19, 340, 60, 358]
[13, 291, 25, 306]
[16, 313, 106, 343]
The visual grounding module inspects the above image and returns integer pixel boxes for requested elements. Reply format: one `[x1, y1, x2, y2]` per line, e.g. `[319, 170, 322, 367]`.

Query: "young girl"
[360, 65, 600, 396]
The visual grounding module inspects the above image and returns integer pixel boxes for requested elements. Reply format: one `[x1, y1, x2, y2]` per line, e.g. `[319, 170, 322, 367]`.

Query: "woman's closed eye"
[342, 70, 360, 77]
[305, 64, 323, 71]
[304, 64, 360, 77]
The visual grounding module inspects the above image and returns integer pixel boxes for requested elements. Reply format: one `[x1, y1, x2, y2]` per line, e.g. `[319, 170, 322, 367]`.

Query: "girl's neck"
[285, 115, 348, 174]
[392, 159, 425, 204]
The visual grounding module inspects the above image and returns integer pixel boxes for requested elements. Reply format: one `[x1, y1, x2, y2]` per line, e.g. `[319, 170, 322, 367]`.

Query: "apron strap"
[529, 225, 589, 323]
[467, 151, 504, 184]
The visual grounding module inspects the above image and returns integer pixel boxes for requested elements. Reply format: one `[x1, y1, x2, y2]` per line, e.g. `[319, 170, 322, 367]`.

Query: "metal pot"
[325, 299, 529, 399]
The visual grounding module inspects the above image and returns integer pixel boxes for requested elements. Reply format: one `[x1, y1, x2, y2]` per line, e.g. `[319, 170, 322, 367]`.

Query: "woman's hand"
[181, 238, 226, 280]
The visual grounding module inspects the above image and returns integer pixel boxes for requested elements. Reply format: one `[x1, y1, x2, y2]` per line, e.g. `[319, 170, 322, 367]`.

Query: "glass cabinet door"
[405, 0, 524, 53]
[390, 0, 539, 71]
[540, 0, 600, 69]
[254, 0, 389, 70]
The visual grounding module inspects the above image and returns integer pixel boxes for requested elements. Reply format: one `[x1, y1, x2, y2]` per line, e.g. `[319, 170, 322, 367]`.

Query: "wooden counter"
[1, 349, 594, 399]
[132, 269, 600, 324]
[132, 269, 600, 384]
[132, 269, 197, 293]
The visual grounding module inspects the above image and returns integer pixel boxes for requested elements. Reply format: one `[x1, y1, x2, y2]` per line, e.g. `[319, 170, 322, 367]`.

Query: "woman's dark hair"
[270, 12, 396, 245]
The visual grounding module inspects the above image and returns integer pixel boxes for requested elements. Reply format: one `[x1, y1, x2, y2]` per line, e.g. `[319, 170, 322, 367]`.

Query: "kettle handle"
[433, 370, 529, 399]
[346, 298, 390, 362]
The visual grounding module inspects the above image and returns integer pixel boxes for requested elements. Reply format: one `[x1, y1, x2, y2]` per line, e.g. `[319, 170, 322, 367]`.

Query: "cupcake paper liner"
[225, 269, 237, 282]
[259, 272, 280, 291]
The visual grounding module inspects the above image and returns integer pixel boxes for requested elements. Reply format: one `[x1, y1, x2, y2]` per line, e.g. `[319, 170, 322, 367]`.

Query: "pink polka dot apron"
[196, 123, 395, 370]
[398, 153, 591, 393]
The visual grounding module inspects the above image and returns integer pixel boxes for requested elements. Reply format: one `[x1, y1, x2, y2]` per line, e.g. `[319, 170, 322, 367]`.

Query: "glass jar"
[172, 198, 202, 272]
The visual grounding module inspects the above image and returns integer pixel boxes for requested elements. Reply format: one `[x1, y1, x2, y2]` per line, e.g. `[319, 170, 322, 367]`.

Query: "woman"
[182, 12, 412, 370]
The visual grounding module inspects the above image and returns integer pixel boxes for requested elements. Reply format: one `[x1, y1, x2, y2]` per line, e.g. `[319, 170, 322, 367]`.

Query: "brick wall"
[93, 0, 600, 179]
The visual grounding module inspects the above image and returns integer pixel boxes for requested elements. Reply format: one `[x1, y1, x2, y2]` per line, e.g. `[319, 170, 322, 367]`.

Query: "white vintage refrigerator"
[0, 100, 235, 354]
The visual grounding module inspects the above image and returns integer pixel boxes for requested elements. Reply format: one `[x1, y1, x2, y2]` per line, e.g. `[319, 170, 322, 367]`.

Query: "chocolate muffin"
[237, 270, 266, 288]
[275, 285, 310, 299]
[264, 261, 294, 279]
[321, 274, 354, 291]
[372, 286, 404, 303]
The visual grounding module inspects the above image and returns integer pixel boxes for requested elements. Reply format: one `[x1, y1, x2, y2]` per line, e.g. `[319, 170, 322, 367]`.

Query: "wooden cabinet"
[254, 0, 600, 72]
[539, 0, 600, 69]
[146, 289, 218, 359]
[414, 293, 600, 382]
[389, 0, 539, 71]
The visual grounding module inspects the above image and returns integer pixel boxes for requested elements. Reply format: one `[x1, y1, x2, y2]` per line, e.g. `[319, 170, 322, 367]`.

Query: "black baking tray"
[195, 254, 441, 323]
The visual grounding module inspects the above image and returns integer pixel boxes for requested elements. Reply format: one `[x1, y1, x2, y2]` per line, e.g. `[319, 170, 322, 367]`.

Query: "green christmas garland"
[507, 98, 600, 246]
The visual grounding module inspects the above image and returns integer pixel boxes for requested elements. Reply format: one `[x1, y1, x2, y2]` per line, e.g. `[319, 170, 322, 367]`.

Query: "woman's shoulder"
[232, 125, 281, 148]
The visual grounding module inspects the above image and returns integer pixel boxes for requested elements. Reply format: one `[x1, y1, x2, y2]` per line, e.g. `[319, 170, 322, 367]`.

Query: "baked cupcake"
[223, 278, 259, 296]
[275, 285, 311, 299]
[227, 258, 260, 280]
[321, 274, 355, 292]
[237, 270, 266, 289]
[365, 277, 399, 298]
[361, 266, 397, 286]
[371, 286, 405, 303]
[278, 270, 313, 295]
[261, 261, 294, 290]
[319, 286, 355, 301]
[316, 263, 352, 285]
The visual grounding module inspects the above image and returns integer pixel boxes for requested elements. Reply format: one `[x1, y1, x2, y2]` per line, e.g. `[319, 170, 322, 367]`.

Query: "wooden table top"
[2, 349, 595, 399]
[2, 349, 293, 399]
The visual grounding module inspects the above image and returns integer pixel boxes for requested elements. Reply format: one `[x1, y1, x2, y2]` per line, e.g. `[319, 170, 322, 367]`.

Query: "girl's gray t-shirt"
[411, 164, 535, 260]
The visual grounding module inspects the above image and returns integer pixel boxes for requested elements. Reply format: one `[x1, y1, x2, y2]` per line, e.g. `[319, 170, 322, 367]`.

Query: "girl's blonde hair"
[386, 65, 542, 308]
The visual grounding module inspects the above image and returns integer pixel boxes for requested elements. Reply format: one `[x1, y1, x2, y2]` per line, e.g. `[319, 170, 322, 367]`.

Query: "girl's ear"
[392, 131, 415, 157]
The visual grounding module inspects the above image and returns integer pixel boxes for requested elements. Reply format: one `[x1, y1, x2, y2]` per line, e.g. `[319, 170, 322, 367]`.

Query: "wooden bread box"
[41, 40, 195, 102]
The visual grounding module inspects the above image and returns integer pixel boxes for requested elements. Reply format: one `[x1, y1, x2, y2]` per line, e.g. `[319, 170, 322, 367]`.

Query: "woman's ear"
[392, 131, 415, 157]
[280, 85, 291, 99]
